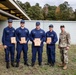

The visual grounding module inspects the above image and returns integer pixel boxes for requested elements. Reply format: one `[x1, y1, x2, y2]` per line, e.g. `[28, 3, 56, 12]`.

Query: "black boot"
[6, 62, 10, 69]
[15, 62, 19, 67]
[11, 61, 15, 67]
[24, 61, 29, 66]
[31, 63, 35, 67]
[39, 62, 42, 66]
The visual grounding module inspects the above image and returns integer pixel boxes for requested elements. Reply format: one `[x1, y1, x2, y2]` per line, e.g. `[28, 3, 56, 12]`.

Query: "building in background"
[0, 0, 31, 20]
[0, 0, 31, 45]
[0, 0, 76, 44]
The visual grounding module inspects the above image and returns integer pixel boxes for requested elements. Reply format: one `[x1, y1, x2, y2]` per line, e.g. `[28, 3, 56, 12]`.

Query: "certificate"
[46, 37, 52, 44]
[11, 37, 16, 43]
[34, 38, 41, 46]
[21, 37, 26, 43]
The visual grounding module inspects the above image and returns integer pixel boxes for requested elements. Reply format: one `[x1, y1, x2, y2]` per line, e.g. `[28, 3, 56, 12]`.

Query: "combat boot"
[15, 62, 19, 67]
[11, 61, 15, 67]
[58, 62, 64, 67]
[39, 62, 42, 66]
[24, 61, 29, 66]
[6, 62, 10, 69]
[63, 64, 67, 70]
[31, 63, 35, 67]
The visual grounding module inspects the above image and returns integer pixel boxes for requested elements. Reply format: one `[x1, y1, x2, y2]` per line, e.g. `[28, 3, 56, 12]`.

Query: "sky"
[19, 0, 76, 10]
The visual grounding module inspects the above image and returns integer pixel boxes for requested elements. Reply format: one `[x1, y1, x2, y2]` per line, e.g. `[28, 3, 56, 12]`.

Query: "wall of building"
[0, 20, 76, 44]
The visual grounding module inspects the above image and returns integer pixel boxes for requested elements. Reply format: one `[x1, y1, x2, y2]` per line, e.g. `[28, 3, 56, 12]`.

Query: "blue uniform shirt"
[46, 30, 58, 47]
[16, 27, 29, 44]
[30, 28, 46, 47]
[2, 26, 15, 46]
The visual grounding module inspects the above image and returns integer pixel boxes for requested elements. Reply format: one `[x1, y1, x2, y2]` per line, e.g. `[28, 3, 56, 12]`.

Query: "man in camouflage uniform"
[58, 25, 71, 70]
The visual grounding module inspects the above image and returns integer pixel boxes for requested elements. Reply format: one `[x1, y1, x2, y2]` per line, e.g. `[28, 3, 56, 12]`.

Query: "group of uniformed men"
[2, 19, 70, 70]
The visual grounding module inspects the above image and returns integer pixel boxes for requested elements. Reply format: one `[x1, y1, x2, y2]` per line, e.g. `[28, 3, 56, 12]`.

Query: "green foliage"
[17, 0, 76, 20]
[27, 5, 44, 20]
[46, 10, 56, 20]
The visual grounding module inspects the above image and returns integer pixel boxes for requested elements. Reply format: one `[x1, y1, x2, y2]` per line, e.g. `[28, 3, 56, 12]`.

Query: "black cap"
[49, 24, 53, 28]
[20, 20, 25, 23]
[60, 25, 65, 28]
[36, 22, 40, 26]
[8, 19, 13, 23]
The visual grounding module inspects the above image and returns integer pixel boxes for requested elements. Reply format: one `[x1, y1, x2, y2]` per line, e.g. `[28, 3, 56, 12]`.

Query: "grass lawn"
[0, 44, 76, 75]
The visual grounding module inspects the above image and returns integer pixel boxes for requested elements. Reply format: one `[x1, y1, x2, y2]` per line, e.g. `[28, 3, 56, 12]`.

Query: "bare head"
[60, 25, 65, 32]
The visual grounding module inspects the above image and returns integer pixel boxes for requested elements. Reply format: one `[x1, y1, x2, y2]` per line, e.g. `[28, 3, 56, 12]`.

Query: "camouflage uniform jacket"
[59, 31, 70, 47]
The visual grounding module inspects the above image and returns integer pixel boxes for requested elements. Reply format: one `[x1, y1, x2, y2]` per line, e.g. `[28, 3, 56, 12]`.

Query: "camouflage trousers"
[60, 47, 68, 64]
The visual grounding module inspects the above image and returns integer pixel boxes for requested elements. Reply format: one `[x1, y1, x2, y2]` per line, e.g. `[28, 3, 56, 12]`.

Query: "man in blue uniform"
[15, 20, 29, 67]
[30, 22, 46, 67]
[2, 19, 15, 69]
[46, 24, 58, 66]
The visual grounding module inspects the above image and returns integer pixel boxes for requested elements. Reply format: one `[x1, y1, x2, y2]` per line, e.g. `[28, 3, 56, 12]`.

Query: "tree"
[74, 10, 76, 20]
[68, 7, 75, 20]
[47, 10, 56, 20]
[58, 1, 75, 20]
[24, 2, 31, 11]
[43, 4, 57, 20]
[43, 4, 49, 20]
[28, 5, 44, 20]
[55, 6, 61, 20]
[16, 0, 75, 20]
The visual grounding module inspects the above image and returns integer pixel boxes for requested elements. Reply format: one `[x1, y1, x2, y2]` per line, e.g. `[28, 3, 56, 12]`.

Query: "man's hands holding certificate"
[34, 38, 41, 46]
[20, 37, 27, 44]
[46, 37, 52, 44]
[11, 37, 16, 44]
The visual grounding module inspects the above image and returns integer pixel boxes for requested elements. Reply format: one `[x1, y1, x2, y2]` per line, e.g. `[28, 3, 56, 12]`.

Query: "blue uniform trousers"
[16, 44, 28, 62]
[47, 46, 55, 64]
[32, 46, 43, 63]
[5, 46, 15, 62]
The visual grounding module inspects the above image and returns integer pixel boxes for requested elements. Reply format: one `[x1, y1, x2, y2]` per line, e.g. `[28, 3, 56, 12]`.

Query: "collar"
[20, 27, 25, 29]
[60, 31, 66, 34]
